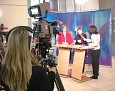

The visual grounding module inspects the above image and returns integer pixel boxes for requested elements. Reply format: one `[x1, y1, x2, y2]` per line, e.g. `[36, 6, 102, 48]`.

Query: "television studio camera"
[28, 2, 65, 91]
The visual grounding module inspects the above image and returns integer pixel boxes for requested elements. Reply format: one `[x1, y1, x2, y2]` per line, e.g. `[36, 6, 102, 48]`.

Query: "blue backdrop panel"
[46, 10, 112, 66]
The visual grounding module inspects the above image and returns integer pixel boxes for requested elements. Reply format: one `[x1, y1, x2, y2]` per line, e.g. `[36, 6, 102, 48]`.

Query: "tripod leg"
[55, 68, 65, 91]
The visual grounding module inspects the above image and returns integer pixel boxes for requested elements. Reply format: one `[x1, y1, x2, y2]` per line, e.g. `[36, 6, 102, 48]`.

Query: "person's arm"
[83, 38, 92, 43]
[83, 34, 94, 46]
[1, 27, 8, 32]
[90, 38, 99, 47]
[3, 27, 8, 30]
[87, 34, 100, 48]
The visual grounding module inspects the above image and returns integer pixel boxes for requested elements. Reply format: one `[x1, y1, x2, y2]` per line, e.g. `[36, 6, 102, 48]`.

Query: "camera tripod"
[55, 68, 65, 91]
[41, 61, 65, 91]
[39, 48, 65, 91]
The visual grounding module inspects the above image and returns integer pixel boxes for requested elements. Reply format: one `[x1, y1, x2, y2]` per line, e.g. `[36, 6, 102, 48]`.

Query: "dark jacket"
[58, 32, 73, 44]
[0, 66, 55, 91]
[75, 33, 87, 45]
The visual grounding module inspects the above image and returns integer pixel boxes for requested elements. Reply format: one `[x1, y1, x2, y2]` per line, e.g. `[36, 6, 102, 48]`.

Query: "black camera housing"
[28, 2, 50, 18]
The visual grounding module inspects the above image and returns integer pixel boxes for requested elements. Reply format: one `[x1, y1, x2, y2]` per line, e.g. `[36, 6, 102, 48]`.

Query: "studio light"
[75, 0, 88, 5]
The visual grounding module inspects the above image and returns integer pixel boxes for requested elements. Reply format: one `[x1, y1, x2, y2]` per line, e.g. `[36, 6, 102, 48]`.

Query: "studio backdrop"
[46, 10, 112, 66]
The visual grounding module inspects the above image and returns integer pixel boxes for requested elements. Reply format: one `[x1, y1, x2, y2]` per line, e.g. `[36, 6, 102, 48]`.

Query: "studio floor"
[54, 56, 115, 91]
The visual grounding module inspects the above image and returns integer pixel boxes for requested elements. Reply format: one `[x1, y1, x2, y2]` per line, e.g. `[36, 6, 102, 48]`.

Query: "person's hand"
[83, 38, 91, 42]
[64, 42, 68, 45]
[83, 38, 87, 41]
[62, 42, 68, 45]
[77, 40, 81, 43]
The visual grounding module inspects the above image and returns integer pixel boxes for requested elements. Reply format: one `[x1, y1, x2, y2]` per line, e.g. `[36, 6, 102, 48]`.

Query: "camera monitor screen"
[28, 2, 50, 18]
[28, 5, 41, 17]
[31, 8, 39, 15]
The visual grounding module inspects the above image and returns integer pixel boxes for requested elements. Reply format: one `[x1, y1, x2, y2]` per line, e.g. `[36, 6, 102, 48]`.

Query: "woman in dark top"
[75, 26, 88, 73]
[75, 26, 87, 45]
[0, 26, 55, 91]
[1, 66, 55, 91]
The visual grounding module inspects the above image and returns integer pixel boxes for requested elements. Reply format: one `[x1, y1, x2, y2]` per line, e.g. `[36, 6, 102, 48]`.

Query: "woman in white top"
[84, 25, 101, 79]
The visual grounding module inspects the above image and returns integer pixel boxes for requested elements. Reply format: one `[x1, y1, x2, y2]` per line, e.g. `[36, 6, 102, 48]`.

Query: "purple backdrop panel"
[48, 10, 112, 66]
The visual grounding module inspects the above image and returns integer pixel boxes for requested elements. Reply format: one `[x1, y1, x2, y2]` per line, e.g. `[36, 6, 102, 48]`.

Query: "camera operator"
[0, 26, 55, 91]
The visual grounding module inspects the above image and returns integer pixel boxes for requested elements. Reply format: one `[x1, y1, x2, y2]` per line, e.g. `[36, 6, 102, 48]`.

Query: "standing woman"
[58, 24, 73, 44]
[57, 24, 73, 69]
[84, 25, 101, 79]
[75, 26, 87, 45]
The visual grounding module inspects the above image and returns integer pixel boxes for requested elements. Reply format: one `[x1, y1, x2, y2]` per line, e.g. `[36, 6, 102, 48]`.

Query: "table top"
[52, 44, 93, 50]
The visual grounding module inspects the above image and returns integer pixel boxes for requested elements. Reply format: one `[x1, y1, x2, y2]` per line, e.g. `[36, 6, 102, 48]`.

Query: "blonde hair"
[1, 26, 33, 91]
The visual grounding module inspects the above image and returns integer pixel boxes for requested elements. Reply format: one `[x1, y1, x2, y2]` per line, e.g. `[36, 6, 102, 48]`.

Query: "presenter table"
[56, 45, 71, 76]
[71, 48, 91, 82]
[53, 45, 92, 82]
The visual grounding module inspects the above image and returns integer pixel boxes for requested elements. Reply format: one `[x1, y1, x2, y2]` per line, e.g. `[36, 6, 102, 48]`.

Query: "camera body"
[28, 3, 65, 91]
[28, 2, 58, 67]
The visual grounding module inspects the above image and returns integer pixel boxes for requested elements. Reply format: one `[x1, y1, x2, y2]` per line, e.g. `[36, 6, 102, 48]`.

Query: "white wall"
[59, 0, 99, 12]
[0, 0, 28, 30]
[66, 0, 75, 12]
[58, 0, 66, 12]
[79, 0, 99, 12]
